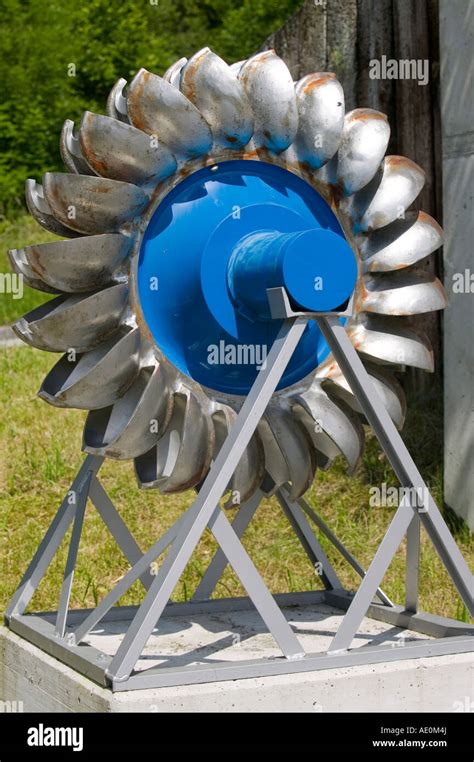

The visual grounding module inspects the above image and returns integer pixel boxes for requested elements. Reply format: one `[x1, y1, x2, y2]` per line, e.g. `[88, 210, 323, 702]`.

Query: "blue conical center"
[138, 160, 357, 396]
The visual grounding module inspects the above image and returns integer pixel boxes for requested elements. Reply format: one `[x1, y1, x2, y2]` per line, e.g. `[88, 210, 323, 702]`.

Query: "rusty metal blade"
[348, 315, 434, 371]
[39, 327, 141, 409]
[359, 211, 443, 272]
[293, 384, 364, 473]
[127, 68, 213, 158]
[9, 233, 131, 293]
[163, 57, 187, 87]
[83, 363, 173, 459]
[60, 119, 96, 176]
[262, 405, 316, 499]
[350, 156, 425, 233]
[13, 283, 129, 352]
[212, 404, 265, 505]
[106, 78, 129, 123]
[318, 362, 407, 429]
[239, 51, 298, 152]
[79, 111, 177, 185]
[25, 179, 79, 238]
[331, 109, 390, 195]
[134, 388, 214, 492]
[180, 48, 253, 149]
[358, 269, 447, 315]
[7, 248, 61, 294]
[294, 73, 344, 169]
[43, 173, 149, 235]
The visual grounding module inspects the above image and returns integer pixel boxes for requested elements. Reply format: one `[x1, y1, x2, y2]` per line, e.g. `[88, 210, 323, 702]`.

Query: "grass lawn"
[0, 344, 472, 622]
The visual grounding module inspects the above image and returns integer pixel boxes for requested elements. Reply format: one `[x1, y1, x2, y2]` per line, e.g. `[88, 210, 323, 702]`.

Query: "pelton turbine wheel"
[10, 49, 446, 504]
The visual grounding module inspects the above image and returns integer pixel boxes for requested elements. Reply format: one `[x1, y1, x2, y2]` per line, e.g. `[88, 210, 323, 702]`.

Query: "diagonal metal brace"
[317, 315, 473, 619]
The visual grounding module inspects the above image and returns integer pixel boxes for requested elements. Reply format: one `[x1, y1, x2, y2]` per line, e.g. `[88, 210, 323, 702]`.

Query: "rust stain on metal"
[302, 72, 336, 93]
[385, 155, 424, 177]
[346, 326, 365, 352]
[79, 114, 110, 176]
[319, 359, 339, 378]
[348, 108, 388, 122]
[28, 249, 47, 279]
[93, 182, 113, 194]
[433, 276, 448, 304]
[134, 300, 154, 346]
[296, 160, 312, 177]
[353, 287, 367, 315]
[82, 143, 109, 176]
[368, 260, 409, 272]
[418, 210, 443, 237]
[329, 180, 344, 207]
[127, 69, 152, 132]
[181, 49, 208, 105]
[240, 49, 274, 83]
[241, 148, 259, 160]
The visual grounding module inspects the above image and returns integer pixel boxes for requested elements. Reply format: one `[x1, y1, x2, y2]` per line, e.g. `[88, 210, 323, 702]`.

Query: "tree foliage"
[0, 0, 303, 215]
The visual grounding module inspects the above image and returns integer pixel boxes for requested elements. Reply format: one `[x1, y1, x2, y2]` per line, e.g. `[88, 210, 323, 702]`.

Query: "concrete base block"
[1, 602, 473, 712]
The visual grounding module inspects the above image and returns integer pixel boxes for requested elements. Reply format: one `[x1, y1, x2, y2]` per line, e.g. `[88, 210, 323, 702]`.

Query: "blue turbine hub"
[138, 160, 357, 396]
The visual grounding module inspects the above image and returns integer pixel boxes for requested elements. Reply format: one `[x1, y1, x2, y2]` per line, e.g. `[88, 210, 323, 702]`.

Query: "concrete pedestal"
[1, 602, 472, 712]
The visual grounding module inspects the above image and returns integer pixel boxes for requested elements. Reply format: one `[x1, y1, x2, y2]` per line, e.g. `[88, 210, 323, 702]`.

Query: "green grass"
[0, 345, 472, 621]
[0, 215, 57, 325]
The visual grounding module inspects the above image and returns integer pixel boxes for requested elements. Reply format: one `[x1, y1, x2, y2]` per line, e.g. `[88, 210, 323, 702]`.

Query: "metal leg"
[297, 495, 394, 607]
[55, 471, 92, 637]
[106, 317, 308, 681]
[207, 506, 304, 658]
[329, 495, 415, 653]
[89, 477, 154, 591]
[5, 455, 104, 620]
[405, 514, 421, 612]
[276, 486, 342, 590]
[317, 315, 473, 617]
[418, 506, 473, 616]
[192, 490, 263, 601]
[73, 507, 191, 644]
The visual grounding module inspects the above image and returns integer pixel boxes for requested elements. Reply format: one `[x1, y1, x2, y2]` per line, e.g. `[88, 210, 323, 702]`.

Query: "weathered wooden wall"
[261, 0, 442, 394]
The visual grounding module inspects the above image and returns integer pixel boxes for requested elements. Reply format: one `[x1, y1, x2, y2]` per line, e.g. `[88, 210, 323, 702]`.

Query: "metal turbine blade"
[294, 72, 345, 169]
[127, 68, 213, 158]
[42, 173, 149, 234]
[83, 363, 173, 459]
[180, 48, 254, 149]
[239, 51, 298, 152]
[12, 283, 129, 352]
[9, 234, 131, 293]
[79, 111, 177, 185]
[39, 327, 141, 409]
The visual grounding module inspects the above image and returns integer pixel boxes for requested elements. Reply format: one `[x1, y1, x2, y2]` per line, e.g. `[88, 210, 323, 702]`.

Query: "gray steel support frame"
[5, 311, 474, 691]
